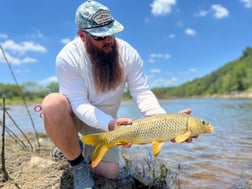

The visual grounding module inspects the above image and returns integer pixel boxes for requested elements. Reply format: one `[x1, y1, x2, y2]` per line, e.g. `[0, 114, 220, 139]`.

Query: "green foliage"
[1, 47, 252, 101]
[153, 47, 252, 98]
[122, 89, 131, 100]
[0, 81, 59, 104]
[0, 83, 20, 99]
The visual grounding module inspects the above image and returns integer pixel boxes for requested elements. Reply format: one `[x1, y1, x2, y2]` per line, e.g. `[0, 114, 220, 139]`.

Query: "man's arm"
[56, 57, 113, 131]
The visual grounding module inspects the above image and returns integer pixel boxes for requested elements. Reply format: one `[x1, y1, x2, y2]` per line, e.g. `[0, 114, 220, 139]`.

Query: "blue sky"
[0, 0, 252, 88]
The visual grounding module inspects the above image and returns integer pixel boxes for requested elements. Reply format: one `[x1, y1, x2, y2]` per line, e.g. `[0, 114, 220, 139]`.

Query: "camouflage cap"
[75, 0, 124, 37]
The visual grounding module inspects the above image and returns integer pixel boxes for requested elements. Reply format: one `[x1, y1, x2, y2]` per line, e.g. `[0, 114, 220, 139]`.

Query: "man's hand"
[170, 108, 198, 143]
[108, 118, 133, 148]
[178, 108, 192, 114]
[108, 118, 132, 131]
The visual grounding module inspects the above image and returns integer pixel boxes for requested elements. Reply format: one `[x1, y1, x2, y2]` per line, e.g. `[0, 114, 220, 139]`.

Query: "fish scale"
[82, 113, 214, 168]
[106, 114, 189, 143]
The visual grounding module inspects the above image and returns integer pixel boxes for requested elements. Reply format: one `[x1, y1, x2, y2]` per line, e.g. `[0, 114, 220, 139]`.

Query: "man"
[42, 0, 195, 188]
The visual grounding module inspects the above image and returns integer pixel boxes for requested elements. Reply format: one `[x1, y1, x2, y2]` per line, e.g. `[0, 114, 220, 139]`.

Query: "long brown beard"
[85, 38, 124, 93]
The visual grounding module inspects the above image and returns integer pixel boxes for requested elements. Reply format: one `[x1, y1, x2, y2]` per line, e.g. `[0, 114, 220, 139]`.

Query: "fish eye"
[201, 120, 206, 125]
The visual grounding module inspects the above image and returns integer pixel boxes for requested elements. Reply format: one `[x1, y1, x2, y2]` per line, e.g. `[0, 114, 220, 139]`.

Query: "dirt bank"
[0, 135, 173, 189]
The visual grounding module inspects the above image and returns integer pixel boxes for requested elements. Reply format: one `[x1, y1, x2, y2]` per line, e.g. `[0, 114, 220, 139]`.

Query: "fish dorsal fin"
[175, 131, 191, 143]
[152, 141, 164, 156]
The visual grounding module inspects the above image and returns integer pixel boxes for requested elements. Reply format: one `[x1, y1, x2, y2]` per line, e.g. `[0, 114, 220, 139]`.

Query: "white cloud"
[168, 33, 176, 39]
[151, 0, 176, 16]
[0, 33, 8, 39]
[2, 40, 47, 54]
[150, 53, 171, 59]
[179, 68, 198, 75]
[22, 57, 37, 63]
[148, 53, 171, 63]
[185, 28, 196, 36]
[29, 30, 45, 40]
[194, 5, 229, 20]
[170, 76, 177, 81]
[211, 4, 229, 19]
[0, 51, 37, 64]
[149, 58, 155, 63]
[0, 52, 19, 64]
[0, 39, 47, 64]
[188, 68, 197, 73]
[150, 69, 161, 73]
[149, 76, 178, 88]
[39, 76, 57, 85]
[16, 68, 30, 74]
[176, 20, 183, 27]
[194, 10, 208, 17]
[240, 0, 252, 8]
[60, 38, 71, 45]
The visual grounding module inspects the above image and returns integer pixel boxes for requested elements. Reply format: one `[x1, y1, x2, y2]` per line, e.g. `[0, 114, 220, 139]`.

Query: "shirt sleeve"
[126, 49, 166, 116]
[56, 56, 113, 131]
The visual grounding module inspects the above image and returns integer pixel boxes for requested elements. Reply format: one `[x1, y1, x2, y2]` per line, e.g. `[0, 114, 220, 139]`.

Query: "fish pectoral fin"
[175, 131, 191, 143]
[152, 141, 164, 156]
[91, 144, 112, 168]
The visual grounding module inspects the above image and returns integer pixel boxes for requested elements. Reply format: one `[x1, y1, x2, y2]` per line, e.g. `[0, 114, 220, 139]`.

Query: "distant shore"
[163, 91, 252, 99]
[1, 91, 252, 107]
[207, 91, 252, 99]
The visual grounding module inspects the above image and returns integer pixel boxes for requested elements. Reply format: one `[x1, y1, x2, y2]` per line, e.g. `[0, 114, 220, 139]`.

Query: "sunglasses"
[85, 32, 112, 41]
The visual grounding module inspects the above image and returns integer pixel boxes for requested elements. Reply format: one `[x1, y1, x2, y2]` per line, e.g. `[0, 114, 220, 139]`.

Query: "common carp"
[81, 113, 214, 168]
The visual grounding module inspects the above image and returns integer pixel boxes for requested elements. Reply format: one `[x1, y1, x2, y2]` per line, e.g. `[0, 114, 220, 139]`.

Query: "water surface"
[118, 98, 252, 188]
[2, 98, 252, 188]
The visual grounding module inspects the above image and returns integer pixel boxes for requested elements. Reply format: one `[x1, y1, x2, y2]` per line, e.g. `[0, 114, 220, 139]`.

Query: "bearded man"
[41, 1, 195, 188]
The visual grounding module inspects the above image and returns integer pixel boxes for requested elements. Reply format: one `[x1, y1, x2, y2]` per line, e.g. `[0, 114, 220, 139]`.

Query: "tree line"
[152, 47, 252, 98]
[0, 82, 59, 103]
[1, 47, 252, 102]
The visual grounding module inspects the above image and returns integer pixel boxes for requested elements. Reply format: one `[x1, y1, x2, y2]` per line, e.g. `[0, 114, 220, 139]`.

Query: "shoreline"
[1, 92, 252, 107]
[162, 91, 252, 100]
[208, 92, 252, 99]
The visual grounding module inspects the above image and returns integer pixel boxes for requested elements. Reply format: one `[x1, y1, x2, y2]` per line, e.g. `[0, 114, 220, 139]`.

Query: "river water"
[118, 98, 252, 189]
[2, 98, 252, 188]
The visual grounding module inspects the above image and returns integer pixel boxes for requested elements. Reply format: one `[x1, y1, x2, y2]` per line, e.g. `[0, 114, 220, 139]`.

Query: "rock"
[26, 156, 56, 169]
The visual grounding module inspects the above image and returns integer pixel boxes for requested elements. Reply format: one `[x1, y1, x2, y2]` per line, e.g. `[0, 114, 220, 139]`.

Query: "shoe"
[51, 147, 65, 161]
[52, 140, 84, 161]
[72, 159, 95, 189]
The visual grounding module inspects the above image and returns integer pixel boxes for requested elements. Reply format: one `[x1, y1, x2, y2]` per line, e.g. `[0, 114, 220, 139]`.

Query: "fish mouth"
[208, 125, 214, 133]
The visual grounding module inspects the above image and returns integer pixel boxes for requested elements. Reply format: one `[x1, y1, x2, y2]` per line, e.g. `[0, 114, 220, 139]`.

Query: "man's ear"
[77, 30, 86, 42]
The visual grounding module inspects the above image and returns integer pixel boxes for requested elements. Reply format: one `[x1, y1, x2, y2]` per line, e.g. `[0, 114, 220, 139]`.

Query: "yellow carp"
[81, 113, 214, 168]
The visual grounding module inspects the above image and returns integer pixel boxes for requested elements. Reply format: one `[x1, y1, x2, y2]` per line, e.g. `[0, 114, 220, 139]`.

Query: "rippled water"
[2, 98, 252, 188]
[118, 98, 252, 189]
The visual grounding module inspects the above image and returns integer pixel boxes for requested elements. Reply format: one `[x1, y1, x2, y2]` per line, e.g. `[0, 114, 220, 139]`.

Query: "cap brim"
[84, 20, 124, 37]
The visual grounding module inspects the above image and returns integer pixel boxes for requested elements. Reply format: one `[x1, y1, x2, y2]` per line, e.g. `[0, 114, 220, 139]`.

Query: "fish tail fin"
[81, 133, 112, 168]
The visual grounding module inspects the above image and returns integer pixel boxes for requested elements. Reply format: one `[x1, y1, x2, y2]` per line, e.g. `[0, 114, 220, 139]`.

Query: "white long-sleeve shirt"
[56, 37, 166, 131]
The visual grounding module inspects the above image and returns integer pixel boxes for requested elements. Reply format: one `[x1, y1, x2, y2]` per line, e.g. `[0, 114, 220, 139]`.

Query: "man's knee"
[42, 93, 73, 122]
[104, 167, 119, 179]
[42, 93, 69, 110]
[93, 162, 120, 179]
